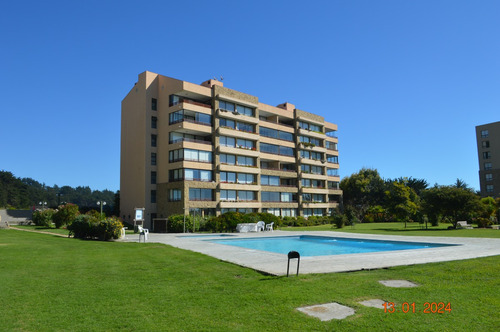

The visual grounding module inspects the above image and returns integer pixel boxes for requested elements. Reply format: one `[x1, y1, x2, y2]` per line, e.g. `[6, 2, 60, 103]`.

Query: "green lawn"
[283, 222, 500, 238]
[1, 229, 499, 331]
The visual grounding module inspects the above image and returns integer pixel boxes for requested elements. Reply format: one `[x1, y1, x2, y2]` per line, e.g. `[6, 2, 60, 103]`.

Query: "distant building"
[476, 121, 500, 198]
[120, 71, 341, 230]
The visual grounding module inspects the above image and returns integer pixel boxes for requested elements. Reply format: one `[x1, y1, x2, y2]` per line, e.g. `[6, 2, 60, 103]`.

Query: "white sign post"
[133, 208, 145, 230]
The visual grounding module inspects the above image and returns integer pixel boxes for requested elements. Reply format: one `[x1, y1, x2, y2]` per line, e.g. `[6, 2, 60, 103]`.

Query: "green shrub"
[475, 217, 492, 228]
[68, 215, 97, 239]
[282, 217, 295, 227]
[256, 213, 281, 228]
[53, 203, 79, 228]
[332, 214, 348, 229]
[97, 217, 123, 240]
[68, 215, 123, 240]
[32, 209, 55, 227]
[167, 214, 193, 233]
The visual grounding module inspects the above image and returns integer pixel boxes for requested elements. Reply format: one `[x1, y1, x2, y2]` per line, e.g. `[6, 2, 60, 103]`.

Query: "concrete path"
[122, 230, 500, 275]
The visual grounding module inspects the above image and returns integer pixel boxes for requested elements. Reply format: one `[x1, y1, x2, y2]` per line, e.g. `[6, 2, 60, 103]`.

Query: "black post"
[287, 251, 300, 277]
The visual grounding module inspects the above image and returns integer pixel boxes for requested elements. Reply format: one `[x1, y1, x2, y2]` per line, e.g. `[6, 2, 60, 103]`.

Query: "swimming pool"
[178, 234, 235, 238]
[208, 235, 456, 257]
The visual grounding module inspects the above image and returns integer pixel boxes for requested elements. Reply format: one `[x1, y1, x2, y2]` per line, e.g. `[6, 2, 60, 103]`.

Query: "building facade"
[121, 71, 341, 230]
[476, 121, 500, 198]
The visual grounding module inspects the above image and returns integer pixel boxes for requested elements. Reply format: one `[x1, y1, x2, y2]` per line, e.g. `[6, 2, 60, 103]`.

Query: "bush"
[475, 217, 492, 228]
[332, 214, 348, 229]
[68, 215, 123, 240]
[68, 215, 97, 239]
[53, 203, 79, 228]
[32, 209, 55, 227]
[97, 217, 124, 240]
[167, 214, 193, 233]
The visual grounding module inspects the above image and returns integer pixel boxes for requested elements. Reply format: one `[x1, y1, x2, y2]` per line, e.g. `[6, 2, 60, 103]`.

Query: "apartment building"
[121, 71, 341, 230]
[476, 121, 500, 198]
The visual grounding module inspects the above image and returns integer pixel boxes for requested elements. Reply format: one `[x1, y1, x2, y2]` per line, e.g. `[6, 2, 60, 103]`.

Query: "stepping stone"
[359, 299, 386, 309]
[379, 280, 418, 288]
[297, 302, 355, 321]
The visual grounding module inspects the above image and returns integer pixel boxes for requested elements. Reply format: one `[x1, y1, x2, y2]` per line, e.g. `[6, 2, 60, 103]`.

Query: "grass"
[1, 229, 499, 331]
[282, 222, 500, 238]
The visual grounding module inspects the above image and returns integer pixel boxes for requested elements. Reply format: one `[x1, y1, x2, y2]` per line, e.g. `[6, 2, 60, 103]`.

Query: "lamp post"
[97, 201, 106, 219]
[39, 201, 47, 211]
[183, 207, 186, 233]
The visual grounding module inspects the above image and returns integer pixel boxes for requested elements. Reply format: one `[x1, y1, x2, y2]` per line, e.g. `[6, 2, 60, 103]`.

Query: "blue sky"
[1, 0, 499, 192]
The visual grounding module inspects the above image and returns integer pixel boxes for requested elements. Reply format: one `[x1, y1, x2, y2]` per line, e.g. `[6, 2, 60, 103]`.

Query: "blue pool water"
[208, 235, 455, 257]
[178, 234, 235, 238]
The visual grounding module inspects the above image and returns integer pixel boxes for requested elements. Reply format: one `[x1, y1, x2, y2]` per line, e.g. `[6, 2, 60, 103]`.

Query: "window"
[219, 100, 235, 112]
[220, 172, 236, 183]
[151, 190, 156, 203]
[311, 166, 323, 175]
[151, 153, 157, 165]
[326, 141, 337, 150]
[238, 173, 255, 184]
[486, 185, 494, 193]
[151, 134, 157, 147]
[220, 136, 236, 147]
[313, 194, 324, 202]
[220, 118, 235, 129]
[328, 181, 339, 189]
[279, 131, 293, 141]
[264, 208, 280, 216]
[236, 105, 254, 117]
[237, 122, 254, 133]
[484, 163, 492, 170]
[237, 155, 255, 166]
[238, 190, 255, 201]
[282, 208, 296, 217]
[485, 174, 493, 181]
[261, 175, 279, 186]
[220, 154, 236, 165]
[327, 168, 339, 176]
[169, 110, 212, 126]
[236, 138, 255, 150]
[302, 193, 311, 202]
[151, 171, 156, 184]
[152, 98, 157, 111]
[189, 188, 213, 201]
[169, 189, 181, 202]
[259, 127, 293, 141]
[170, 169, 212, 182]
[483, 152, 491, 159]
[299, 136, 321, 146]
[151, 116, 157, 129]
[220, 190, 237, 201]
[299, 121, 322, 132]
[327, 155, 338, 163]
[260, 143, 278, 154]
[313, 208, 323, 216]
[303, 179, 324, 188]
[303, 208, 312, 218]
[281, 192, 293, 202]
[261, 191, 280, 202]
[175, 149, 213, 163]
[481, 130, 489, 138]
[482, 141, 490, 148]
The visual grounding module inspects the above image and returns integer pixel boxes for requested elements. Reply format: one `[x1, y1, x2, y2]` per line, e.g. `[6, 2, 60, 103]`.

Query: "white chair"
[138, 225, 149, 242]
[256, 221, 265, 232]
[265, 222, 274, 232]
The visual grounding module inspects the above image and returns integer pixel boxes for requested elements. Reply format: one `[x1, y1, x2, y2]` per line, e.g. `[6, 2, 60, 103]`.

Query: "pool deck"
[122, 231, 500, 275]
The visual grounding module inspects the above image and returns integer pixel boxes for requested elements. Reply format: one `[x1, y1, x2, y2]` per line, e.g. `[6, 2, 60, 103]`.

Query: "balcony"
[217, 109, 259, 124]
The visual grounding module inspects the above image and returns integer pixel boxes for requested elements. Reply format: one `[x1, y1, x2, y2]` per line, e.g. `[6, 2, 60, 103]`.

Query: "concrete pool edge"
[123, 231, 500, 275]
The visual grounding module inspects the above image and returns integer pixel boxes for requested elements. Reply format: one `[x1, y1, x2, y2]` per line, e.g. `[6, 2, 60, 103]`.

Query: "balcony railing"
[170, 118, 212, 126]
[170, 138, 212, 145]
[174, 98, 211, 109]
